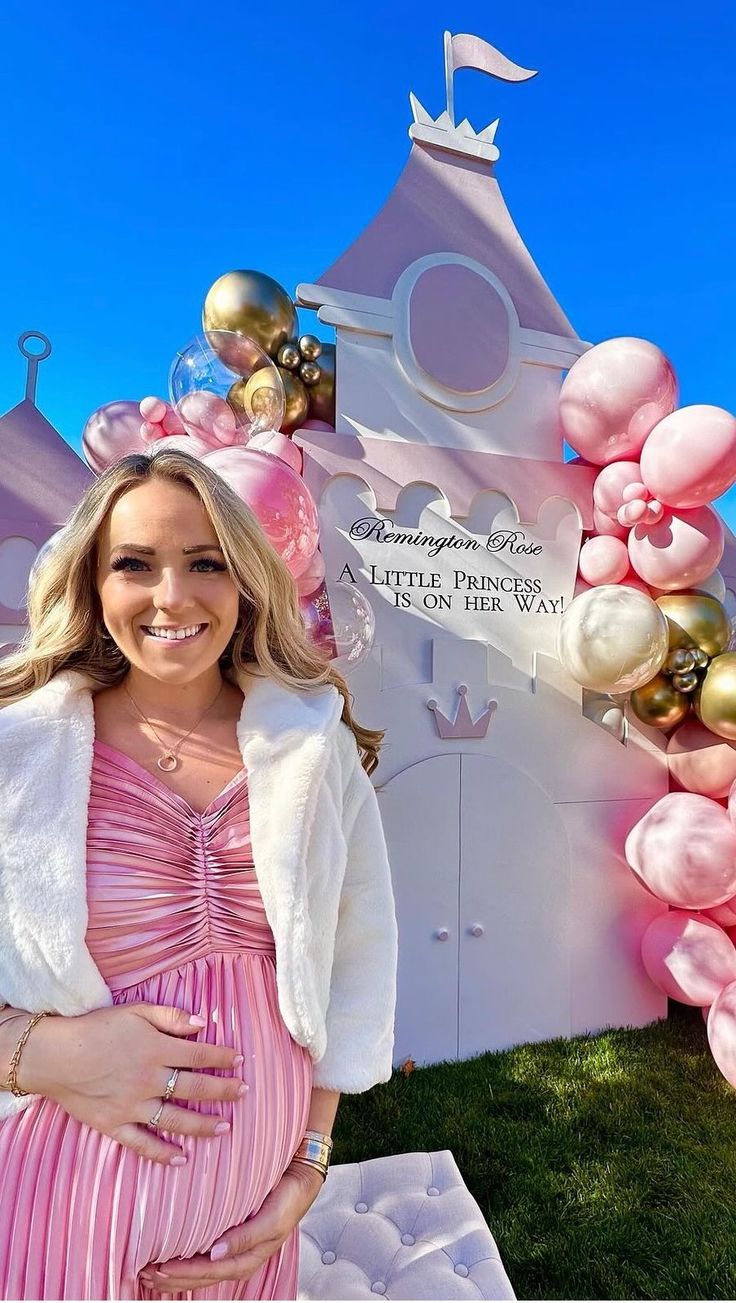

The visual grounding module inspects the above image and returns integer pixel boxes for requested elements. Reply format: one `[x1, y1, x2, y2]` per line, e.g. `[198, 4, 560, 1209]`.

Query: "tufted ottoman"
[298, 1150, 516, 1300]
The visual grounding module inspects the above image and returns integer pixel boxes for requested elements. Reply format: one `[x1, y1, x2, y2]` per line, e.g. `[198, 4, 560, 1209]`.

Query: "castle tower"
[295, 34, 669, 1067]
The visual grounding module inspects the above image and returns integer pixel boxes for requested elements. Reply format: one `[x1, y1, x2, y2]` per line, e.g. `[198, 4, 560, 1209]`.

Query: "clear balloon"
[202, 446, 319, 579]
[641, 910, 736, 1006]
[557, 586, 669, 693]
[640, 404, 736, 509]
[247, 429, 303, 473]
[625, 792, 736, 908]
[628, 505, 725, 592]
[302, 581, 375, 672]
[169, 331, 285, 442]
[559, 337, 678, 466]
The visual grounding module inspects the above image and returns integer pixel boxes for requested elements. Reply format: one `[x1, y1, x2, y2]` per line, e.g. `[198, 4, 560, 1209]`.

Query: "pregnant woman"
[0, 448, 398, 1300]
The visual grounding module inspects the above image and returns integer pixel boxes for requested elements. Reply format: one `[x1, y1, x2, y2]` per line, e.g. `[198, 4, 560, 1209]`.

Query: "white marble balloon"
[557, 584, 669, 693]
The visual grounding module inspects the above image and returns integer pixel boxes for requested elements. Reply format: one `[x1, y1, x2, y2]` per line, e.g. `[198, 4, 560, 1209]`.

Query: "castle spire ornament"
[426, 684, 498, 740]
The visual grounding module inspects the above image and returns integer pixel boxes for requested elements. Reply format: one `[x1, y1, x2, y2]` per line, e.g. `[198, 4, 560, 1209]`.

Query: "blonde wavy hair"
[0, 449, 383, 774]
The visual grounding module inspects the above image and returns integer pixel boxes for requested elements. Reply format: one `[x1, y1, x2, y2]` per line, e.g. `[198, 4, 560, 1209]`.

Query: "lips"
[141, 623, 207, 642]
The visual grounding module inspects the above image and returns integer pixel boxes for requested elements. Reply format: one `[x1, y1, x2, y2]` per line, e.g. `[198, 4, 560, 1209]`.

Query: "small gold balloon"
[655, 592, 730, 659]
[625, 677, 687, 729]
[278, 342, 301, 371]
[672, 670, 699, 693]
[300, 360, 321, 387]
[277, 367, 310, 434]
[228, 369, 284, 431]
[306, 341, 335, 425]
[299, 334, 322, 362]
[630, 674, 690, 730]
[203, 270, 298, 359]
[692, 647, 710, 670]
[695, 652, 736, 740]
[668, 647, 697, 674]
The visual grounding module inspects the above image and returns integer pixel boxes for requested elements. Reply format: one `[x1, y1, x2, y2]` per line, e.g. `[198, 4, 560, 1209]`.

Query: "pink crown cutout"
[426, 685, 498, 740]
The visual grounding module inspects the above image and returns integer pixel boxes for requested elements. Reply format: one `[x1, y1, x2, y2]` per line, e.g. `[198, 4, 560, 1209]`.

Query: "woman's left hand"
[139, 1161, 324, 1292]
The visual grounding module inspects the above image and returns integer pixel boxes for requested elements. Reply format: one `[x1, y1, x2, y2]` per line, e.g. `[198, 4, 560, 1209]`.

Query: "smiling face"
[95, 478, 242, 686]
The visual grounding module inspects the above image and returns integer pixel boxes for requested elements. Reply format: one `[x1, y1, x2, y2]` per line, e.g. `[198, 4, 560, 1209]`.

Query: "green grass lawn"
[333, 1006, 736, 1300]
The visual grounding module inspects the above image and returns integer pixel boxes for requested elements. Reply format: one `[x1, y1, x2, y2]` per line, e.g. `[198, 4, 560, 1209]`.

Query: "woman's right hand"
[19, 1003, 245, 1165]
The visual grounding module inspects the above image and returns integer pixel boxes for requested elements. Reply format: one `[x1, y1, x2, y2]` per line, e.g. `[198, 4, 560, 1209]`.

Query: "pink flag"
[448, 33, 537, 82]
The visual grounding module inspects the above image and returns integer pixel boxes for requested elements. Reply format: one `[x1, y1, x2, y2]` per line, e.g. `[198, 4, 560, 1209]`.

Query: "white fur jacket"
[0, 664, 398, 1119]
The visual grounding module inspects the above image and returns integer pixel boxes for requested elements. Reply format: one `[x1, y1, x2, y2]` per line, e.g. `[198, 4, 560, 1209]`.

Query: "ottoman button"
[401, 1233, 415, 1246]
[321, 1251, 336, 1265]
[455, 1263, 469, 1277]
[427, 1186, 440, 1196]
[355, 1201, 369, 1213]
[371, 1283, 386, 1295]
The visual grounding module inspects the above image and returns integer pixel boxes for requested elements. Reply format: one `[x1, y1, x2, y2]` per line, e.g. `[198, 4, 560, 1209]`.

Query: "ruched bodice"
[0, 739, 312, 1301]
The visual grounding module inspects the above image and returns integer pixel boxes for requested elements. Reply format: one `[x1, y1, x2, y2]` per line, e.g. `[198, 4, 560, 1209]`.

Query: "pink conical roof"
[315, 143, 575, 336]
[0, 398, 93, 525]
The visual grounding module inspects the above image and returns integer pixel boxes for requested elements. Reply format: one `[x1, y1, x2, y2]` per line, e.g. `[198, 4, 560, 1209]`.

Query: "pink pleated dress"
[0, 740, 314, 1301]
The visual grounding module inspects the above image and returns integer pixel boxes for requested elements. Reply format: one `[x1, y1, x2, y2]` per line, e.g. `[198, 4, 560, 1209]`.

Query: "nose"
[152, 567, 195, 612]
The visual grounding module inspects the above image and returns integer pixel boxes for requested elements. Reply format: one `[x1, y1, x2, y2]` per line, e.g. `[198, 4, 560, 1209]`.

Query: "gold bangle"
[4, 1013, 50, 1097]
[292, 1131, 333, 1177]
[291, 1155, 329, 1183]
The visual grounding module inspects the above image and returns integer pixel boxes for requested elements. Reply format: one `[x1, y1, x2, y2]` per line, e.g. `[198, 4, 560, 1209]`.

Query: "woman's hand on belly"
[140, 1160, 324, 1291]
[21, 1001, 246, 1166]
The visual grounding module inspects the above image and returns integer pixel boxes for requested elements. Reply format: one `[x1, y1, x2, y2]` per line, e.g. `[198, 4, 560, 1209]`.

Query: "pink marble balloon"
[592, 505, 628, 540]
[625, 792, 736, 908]
[145, 434, 212, 458]
[559, 337, 678, 466]
[203, 446, 319, 579]
[593, 461, 642, 515]
[628, 505, 725, 592]
[641, 910, 736, 1005]
[704, 900, 736, 927]
[640, 405, 736, 509]
[707, 979, 736, 1088]
[177, 392, 239, 450]
[82, 400, 147, 472]
[248, 430, 303, 473]
[578, 535, 629, 585]
[667, 717, 736, 798]
[295, 548, 326, 597]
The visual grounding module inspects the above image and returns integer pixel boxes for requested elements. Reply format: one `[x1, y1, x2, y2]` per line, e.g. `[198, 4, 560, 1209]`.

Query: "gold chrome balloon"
[306, 341, 335, 424]
[300, 360, 321, 387]
[277, 367, 310, 433]
[668, 647, 697, 674]
[203, 271, 298, 359]
[299, 334, 322, 362]
[672, 670, 699, 693]
[695, 653, 736, 740]
[278, 342, 301, 371]
[655, 592, 730, 659]
[693, 647, 710, 670]
[630, 674, 690, 730]
[228, 370, 284, 431]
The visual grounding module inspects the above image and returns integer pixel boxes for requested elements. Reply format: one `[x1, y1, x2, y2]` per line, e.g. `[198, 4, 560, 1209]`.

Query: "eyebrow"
[110, 544, 225, 555]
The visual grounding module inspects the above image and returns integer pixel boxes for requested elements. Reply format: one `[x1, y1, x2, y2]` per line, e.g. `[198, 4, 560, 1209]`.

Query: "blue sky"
[1, 1, 735, 523]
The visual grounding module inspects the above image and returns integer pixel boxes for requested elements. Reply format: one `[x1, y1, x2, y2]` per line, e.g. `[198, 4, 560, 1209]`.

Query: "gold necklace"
[122, 679, 226, 772]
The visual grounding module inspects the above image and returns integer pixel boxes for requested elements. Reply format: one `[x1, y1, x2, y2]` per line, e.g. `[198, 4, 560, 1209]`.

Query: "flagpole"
[443, 30, 455, 124]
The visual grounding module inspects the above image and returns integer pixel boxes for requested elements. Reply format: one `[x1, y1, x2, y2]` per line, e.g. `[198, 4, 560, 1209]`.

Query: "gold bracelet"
[292, 1130, 333, 1181]
[291, 1155, 329, 1182]
[4, 1013, 50, 1097]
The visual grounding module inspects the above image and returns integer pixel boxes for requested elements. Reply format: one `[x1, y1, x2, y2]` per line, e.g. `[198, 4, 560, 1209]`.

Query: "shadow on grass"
[334, 1007, 736, 1300]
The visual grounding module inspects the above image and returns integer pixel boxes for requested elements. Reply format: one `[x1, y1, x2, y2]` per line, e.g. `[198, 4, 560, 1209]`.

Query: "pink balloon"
[640, 405, 736, 509]
[628, 505, 725, 591]
[203, 447, 319, 579]
[139, 396, 167, 424]
[593, 461, 642, 515]
[248, 430, 303, 473]
[707, 979, 736, 1088]
[618, 500, 648, 527]
[301, 419, 336, 433]
[578, 535, 629, 585]
[668, 717, 736, 798]
[296, 548, 326, 597]
[641, 910, 736, 1005]
[592, 505, 628, 540]
[625, 792, 736, 908]
[145, 434, 212, 458]
[619, 567, 651, 595]
[704, 900, 736, 927]
[559, 337, 678, 466]
[82, 400, 147, 472]
[622, 481, 649, 504]
[177, 392, 238, 449]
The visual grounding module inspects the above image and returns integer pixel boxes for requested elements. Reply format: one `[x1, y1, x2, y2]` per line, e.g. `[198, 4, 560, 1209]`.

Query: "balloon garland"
[79, 269, 373, 673]
[558, 335, 736, 1089]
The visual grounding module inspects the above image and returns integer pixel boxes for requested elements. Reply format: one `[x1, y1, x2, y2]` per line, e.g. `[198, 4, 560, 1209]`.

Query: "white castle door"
[379, 753, 570, 1066]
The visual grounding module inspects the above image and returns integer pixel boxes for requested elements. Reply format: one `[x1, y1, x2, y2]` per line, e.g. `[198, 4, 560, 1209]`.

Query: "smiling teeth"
[146, 624, 204, 640]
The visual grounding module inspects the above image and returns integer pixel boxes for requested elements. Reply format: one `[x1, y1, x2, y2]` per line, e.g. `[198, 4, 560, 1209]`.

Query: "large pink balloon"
[707, 979, 736, 1088]
[203, 446, 319, 579]
[625, 792, 736, 908]
[667, 717, 736, 798]
[704, 900, 736, 927]
[592, 505, 628, 540]
[628, 505, 725, 591]
[593, 461, 643, 516]
[559, 338, 678, 466]
[640, 405, 736, 509]
[578, 535, 629, 585]
[248, 429, 303, 473]
[641, 910, 736, 1005]
[82, 400, 147, 472]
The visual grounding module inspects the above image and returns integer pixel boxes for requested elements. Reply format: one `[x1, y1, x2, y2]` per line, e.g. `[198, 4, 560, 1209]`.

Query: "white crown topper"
[426, 685, 498, 740]
[409, 94, 501, 163]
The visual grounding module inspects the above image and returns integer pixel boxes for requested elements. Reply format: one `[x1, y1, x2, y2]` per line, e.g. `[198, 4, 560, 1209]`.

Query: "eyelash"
[111, 555, 228, 574]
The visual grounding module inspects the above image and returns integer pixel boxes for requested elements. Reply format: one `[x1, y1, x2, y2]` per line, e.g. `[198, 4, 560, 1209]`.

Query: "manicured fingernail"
[155, 1270, 169, 1279]
[170, 1154, 187, 1166]
[189, 1014, 207, 1027]
[237, 1082, 249, 1096]
[210, 1242, 229, 1261]
[232, 1054, 244, 1066]
[214, 1120, 230, 1134]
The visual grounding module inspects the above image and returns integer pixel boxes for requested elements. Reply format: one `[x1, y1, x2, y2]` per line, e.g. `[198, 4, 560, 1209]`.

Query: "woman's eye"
[111, 556, 226, 573]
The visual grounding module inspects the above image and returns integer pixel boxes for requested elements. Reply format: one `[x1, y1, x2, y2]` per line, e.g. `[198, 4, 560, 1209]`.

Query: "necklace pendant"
[157, 753, 179, 772]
